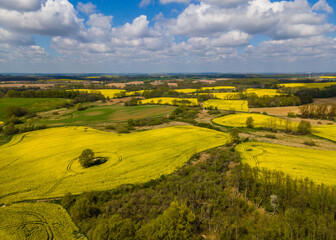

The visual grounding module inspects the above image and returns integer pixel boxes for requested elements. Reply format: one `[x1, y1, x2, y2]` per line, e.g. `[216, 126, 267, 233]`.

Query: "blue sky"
[0, 0, 335, 73]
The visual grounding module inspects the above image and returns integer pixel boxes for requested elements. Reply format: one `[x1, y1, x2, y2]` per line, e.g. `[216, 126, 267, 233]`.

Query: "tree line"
[299, 103, 336, 120]
[62, 147, 336, 240]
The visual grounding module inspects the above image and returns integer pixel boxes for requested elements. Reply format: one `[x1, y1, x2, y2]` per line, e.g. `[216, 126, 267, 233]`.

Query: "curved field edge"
[236, 142, 336, 185]
[212, 113, 298, 130]
[0, 126, 229, 203]
[0, 202, 86, 240]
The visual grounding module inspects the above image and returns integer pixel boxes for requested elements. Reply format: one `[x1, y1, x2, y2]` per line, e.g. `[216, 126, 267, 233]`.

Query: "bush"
[297, 120, 312, 135]
[264, 134, 277, 139]
[5, 106, 28, 119]
[287, 112, 296, 118]
[2, 122, 18, 136]
[76, 103, 85, 111]
[304, 140, 316, 146]
[79, 149, 95, 168]
[246, 117, 254, 128]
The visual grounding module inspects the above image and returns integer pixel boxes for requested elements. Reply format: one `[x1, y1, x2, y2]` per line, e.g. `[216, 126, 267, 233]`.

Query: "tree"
[229, 128, 240, 144]
[76, 103, 84, 111]
[5, 106, 28, 119]
[79, 149, 95, 168]
[2, 122, 18, 136]
[297, 120, 312, 135]
[246, 117, 254, 128]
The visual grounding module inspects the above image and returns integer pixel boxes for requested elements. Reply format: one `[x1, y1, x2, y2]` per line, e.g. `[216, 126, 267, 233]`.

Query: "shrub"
[297, 120, 312, 135]
[287, 112, 296, 118]
[2, 122, 18, 136]
[76, 103, 85, 111]
[79, 149, 95, 168]
[5, 106, 28, 119]
[304, 140, 316, 146]
[264, 134, 277, 139]
[246, 117, 254, 128]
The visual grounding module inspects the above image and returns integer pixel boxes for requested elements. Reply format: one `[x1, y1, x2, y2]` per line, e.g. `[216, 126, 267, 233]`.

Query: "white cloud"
[139, 0, 152, 8]
[312, 0, 333, 14]
[0, 0, 84, 37]
[77, 2, 97, 15]
[160, 0, 191, 4]
[165, 0, 336, 39]
[0, 0, 45, 11]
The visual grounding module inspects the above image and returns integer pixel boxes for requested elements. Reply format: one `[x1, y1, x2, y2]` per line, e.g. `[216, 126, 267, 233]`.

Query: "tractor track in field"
[1, 210, 55, 240]
[111, 152, 122, 167]
[66, 157, 78, 173]
[0, 158, 20, 171]
[248, 145, 267, 168]
[0, 189, 32, 201]
[2, 134, 27, 149]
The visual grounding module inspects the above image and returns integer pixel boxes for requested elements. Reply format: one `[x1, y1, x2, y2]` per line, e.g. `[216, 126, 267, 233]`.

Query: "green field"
[278, 82, 336, 89]
[39, 104, 175, 126]
[0, 202, 85, 240]
[140, 97, 199, 106]
[236, 142, 336, 185]
[0, 126, 228, 203]
[213, 113, 298, 130]
[0, 98, 70, 120]
[203, 100, 249, 112]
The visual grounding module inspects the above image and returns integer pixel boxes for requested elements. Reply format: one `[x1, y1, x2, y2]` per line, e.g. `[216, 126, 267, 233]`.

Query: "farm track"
[111, 152, 122, 167]
[248, 145, 267, 167]
[2, 134, 27, 149]
[0, 158, 19, 171]
[0, 210, 54, 240]
[66, 157, 78, 173]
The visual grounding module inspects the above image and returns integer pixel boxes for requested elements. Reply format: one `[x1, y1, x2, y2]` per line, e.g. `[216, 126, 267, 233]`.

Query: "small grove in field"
[203, 99, 249, 112]
[0, 125, 228, 203]
[0, 202, 85, 240]
[236, 142, 336, 185]
[140, 97, 199, 106]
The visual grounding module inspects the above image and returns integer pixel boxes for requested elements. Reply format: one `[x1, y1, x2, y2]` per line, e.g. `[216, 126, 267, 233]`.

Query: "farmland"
[0, 126, 228, 203]
[140, 97, 199, 106]
[245, 88, 282, 97]
[236, 142, 336, 185]
[0, 202, 85, 239]
[313, 125, 336, 142]
[0, 98, 70, 120]
[38, 104, 175, 126]
[201, 86, 235, 90]
[73, 89, 126, 98]
[207, 92, 241, 100]
[213, 113, 298, 130]
[203, 99, 249, 112]
[278, 82, 336, 89]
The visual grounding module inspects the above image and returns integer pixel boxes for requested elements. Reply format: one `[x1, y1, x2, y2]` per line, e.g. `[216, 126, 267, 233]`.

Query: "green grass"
[0, 202, 86, 239]
[213, 113, 298, 130]
[0, 126, 229, 203]
[39, 104, 175, 126]
[236, 142, 336, 185]
[203, 100, 249, 112]
[0, 98, 70, 121]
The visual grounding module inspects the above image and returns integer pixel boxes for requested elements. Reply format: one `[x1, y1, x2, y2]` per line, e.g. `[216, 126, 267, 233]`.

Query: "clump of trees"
[246, 116, 254, 128]
[63, 147, 336, 240]
[247, 94, 301, 108]
[78, 149, 107, 168]
[297, 120, 312, 135]
[299, 103, 336, 120]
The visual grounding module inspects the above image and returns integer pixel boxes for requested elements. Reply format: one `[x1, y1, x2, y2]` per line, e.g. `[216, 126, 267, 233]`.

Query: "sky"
[0, 0, 335, 73]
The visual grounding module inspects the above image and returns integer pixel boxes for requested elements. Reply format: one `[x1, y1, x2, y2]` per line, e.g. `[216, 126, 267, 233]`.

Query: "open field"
[47, 79, 86, 82]
[175, 89, 199, 93]
[245, 88, 282, 97]
[251, 106, 301, 116]
[38, 104, 175, 126]
[204, 92, 241, 100]
[140, 97, 199, 106]
[313, 125, 336, 142]
[236, 142, 336, 185]
[278, 82, 336, 89]
[0, 126, 228, 203]
[213, 113, 298, 130]
[0, 98, 70, 120]
[0, 83, 55, 89]
[201, 86, 235, 90]
[203, 100, 249, 112]
[73, 89, 126, 98]
[0, 202, 85, 240]
[319, 76, 336, 79]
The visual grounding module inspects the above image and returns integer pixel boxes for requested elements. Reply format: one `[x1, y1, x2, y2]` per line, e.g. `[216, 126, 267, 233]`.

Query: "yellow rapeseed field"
[140, 97, 199, 106]
[278, 82, 336, 89]
[236, 142, 336, 185]
[0, 202, 85, 240]
[319, 76, 336, 79]
[174, 89, 199, 93]
[245, 88, 282, 97]
[0, 126, 228, 203]
[312, 125, 336, 142]
[213, 113, 299, 130]
[126, 90, 146, 96]
[201, 86, 235, 91]
[203, 100, 249, 112]
[73, 89, 126, 98]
